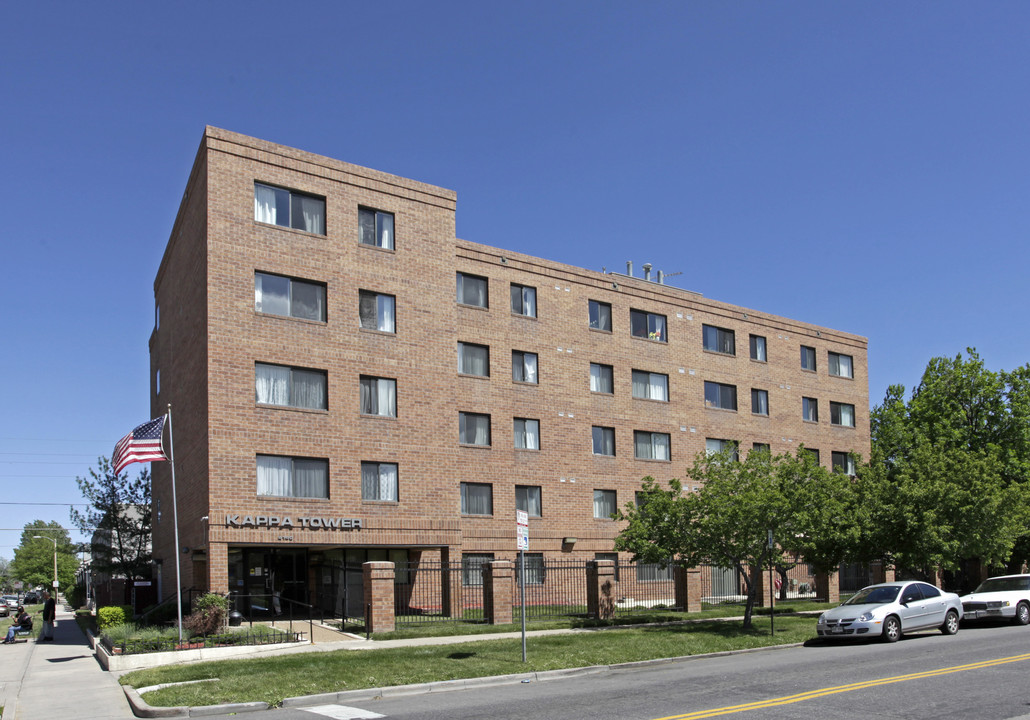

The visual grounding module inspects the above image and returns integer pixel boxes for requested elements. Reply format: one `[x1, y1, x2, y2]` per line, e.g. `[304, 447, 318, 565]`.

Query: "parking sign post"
[517, 510, 529, 662]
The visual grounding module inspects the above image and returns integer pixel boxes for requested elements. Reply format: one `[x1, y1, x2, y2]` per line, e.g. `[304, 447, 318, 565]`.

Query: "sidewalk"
[0, 602, 133, 720]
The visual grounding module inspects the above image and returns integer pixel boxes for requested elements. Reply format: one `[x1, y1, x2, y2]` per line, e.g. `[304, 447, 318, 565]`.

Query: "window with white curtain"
[254, 182, 325, 235]
[704, 381, 738, 411]
[803, 397, 819, 422]
[832, 451, 857, 475]
[703, 324, 735, 355]
[706, 438, 739, 461]
[358, 207, 394, 250]
[510, 284, 537, 317]
[751, 388, 769, 416]
[460, 482, 492, 515]
[461, 552, 494, 586]
[516, 485, 542, 517]
[590, 363, 614, 393]
[513, 418, 540, 450]
[589, 300, 612, 332]
[592, 426, 615, 456]
[632, 370, 668, 401]
[358, 290, 395, 333]
[517, 553, 545, 585]
[630, 309, 667, 342]
[801, 346, 817, 371]
[256, 363, 327, 410]
[458, 342, 490, 376]
[459, 412, 491, 446]
[593, 489, 616, 519]
[636, 562, 674, 582]
[255, 272, 326, 322]
[257, 455, 328, 498]
[750, 334, 767, 362]
[456, 272, 488, 307]
[512, 351, 538, 383]
[359, 376, 397, 417]
[634, 431, 671, 461]
[829, 352, 854, 378]
[361, 462, 398, 501]
[830, 401, 856, 427]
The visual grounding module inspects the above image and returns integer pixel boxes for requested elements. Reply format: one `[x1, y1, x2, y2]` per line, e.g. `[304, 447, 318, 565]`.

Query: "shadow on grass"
[447, 652, 477, 659]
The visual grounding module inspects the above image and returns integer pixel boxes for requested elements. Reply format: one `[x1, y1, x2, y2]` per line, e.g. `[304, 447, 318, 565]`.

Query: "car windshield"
[844, 586, 900, 605]
[975, 577, 1030, 593]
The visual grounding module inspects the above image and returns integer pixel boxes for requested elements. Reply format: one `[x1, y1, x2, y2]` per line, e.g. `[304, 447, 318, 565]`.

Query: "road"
[204, 622, 1030, 720]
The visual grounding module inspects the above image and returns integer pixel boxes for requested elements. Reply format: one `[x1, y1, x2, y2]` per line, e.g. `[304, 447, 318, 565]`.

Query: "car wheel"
[882, 615, 901, 643]
[941, 609, 960, 635]
[1014, 602, 1030, 626]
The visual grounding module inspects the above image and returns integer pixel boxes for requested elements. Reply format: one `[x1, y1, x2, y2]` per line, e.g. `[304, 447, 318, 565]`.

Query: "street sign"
[517, 510, 529, 550]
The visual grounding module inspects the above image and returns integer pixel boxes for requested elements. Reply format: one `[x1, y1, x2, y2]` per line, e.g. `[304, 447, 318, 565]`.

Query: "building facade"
[149, 127, 869, 615]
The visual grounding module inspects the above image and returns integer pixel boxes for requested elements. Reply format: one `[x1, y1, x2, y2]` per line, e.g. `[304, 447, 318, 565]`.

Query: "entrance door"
[236, 548, 308, 617]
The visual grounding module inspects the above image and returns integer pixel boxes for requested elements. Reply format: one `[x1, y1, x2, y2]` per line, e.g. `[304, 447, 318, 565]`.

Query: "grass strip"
[122, 616, 815, 708]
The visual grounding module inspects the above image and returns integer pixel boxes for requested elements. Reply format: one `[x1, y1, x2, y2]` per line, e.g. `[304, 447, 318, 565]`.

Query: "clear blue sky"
[2, 1, 1027, 554]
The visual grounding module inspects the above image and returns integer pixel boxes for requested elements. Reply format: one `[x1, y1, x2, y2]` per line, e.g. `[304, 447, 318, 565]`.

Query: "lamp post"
[33, 535, 58, 593]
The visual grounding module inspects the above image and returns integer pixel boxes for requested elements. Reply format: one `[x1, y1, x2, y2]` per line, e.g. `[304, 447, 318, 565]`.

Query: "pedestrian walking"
[40, 590, 56, 641]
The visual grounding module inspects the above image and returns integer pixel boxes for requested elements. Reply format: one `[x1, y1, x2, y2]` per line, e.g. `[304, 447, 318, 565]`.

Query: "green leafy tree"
[615, 449, 868, 628]
[10, 521, 78, 592]
[70, 457, 152, 580]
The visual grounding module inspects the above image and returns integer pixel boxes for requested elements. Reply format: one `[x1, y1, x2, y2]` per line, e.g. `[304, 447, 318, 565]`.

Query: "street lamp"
[33, 536, 58, 593]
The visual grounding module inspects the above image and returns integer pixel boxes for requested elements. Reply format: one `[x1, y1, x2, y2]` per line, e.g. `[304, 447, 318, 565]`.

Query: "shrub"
[183, 593, 228, 638]
[98, 606, 128, 631]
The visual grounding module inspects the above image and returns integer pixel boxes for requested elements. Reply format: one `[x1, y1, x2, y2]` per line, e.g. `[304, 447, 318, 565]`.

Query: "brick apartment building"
[149, 127, 869, 616]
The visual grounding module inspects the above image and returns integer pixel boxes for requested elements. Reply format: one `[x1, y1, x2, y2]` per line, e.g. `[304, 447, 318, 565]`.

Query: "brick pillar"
[674, 566, 702, 612]
[440, 547, 461, 619]
[751, 566, 776, 607]
[483, 560, 514, 625]
[870, 561, 895, 584]
[587, 560, 617, 620]
[814, 570, 839, 603]
[208, 542, 228, 594]
[363, 561, 395, 634]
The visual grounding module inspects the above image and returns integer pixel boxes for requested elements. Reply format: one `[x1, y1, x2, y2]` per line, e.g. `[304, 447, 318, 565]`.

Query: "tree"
[70, 457, 152, 580]
[10, 521, 78, 592]
[615, 449, 868, 628]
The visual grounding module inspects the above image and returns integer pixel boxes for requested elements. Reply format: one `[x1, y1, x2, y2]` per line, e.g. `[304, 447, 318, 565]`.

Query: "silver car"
[960, 574, 1030, 625]
[816, 581, 963, 642]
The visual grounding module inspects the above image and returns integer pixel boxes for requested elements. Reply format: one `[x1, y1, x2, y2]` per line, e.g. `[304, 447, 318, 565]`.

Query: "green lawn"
[122, 615, 819, 708]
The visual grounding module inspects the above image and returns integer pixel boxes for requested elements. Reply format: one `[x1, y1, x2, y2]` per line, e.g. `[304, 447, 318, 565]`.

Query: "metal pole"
[166, 405, 184, 644]
[520, 549, 527, 662]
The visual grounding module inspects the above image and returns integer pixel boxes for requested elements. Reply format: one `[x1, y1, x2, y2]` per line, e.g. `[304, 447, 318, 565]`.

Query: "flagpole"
[166, 404, 184, 644]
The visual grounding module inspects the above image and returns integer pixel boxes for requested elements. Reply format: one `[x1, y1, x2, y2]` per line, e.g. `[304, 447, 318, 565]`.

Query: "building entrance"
[227, 547, 308, 616]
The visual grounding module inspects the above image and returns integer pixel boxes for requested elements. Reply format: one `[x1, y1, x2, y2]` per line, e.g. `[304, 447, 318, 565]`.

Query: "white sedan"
[817, 581, 963, 642]
[960, 574, 1030, 625]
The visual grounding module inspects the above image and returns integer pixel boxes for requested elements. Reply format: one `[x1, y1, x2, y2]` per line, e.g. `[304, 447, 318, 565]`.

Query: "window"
[593, 489, 616, 519]
[358, 207, 394, 250]
[751, 389, 769, 416]
[458, 342, 490, 377]
[632, 370, 669, 401]
[703, 325, 735, 355]
[750, 334, 767, 362]
[358, 290, 395, 333]
[257, 455, 328, 499]
[256, 363, 327, 410]
[361, 462, 398, 501]
[459, 412, 491, 446]
[829, 352, 854, 379]
[589, 300, 612, 332]
[832, 451, 856, 475]
[706, 438, 739, 461]
[517, 553, 546, 585]
[592, 426, 615, 456]
[590, 363, 614, 394]
[801, 345, 817, 371]
[516, 485, 542, 517]
[510, 284, 537, 317]
[460, 482, 493, 515]
[456, 272, 488, 307]
[830, 402, 856, 427]
[594, 552, 620, 581]
[513, 418, 540, 450]
[637, 562, 674, 582]
[255, 272, 326, 322]
[803, 447, 820, 464]
[704, 381, 738, 411]
[634, 431, 671, 461]
[254, 182, 325, 234]
[461, 553, 494, 586]
[803, 397, 819, 422]
[752, 442, 771, 455]
[359, 376, 397, 417]
[630, 309, 667, 342]
[512, 351, 538, 383]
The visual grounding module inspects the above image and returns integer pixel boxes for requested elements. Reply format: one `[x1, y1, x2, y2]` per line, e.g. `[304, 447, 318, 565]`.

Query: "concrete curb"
[124, 640, 806, 716]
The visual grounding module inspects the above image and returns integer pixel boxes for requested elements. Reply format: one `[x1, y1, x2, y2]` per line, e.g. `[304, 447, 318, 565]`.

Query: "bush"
[98, 606, 130, 631]
[183, 593, 228, 638]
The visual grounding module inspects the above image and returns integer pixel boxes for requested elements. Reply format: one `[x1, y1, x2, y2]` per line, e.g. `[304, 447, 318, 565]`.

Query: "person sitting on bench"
[4, 607, 31, 643]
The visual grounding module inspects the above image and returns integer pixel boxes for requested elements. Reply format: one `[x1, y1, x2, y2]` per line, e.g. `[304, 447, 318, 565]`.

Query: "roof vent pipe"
[626, 261, 633, 277]
[643, 263, 652, 281]
[657, 270, 664, 284]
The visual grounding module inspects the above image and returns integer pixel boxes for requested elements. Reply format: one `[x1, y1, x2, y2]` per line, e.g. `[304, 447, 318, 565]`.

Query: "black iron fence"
[101, 626, 302, 656]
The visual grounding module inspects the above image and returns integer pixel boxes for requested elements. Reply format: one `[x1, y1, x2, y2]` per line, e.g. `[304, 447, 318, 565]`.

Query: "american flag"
[113, 416, 168, 475]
